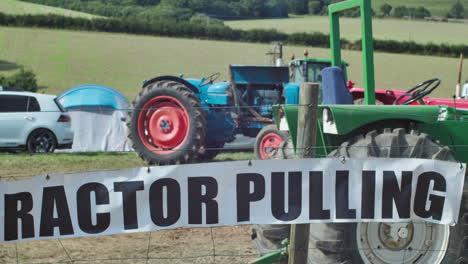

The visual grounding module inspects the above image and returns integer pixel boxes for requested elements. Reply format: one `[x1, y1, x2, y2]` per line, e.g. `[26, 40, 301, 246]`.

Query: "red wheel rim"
[137, 96, 190, 155]
[259, 133, 283, 160]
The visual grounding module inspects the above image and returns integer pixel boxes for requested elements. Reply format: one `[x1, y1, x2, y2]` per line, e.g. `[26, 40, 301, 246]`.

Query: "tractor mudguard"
[143, 75, 200, 94]
[277, 104, 443, 156]
[322, 105, 440, 135]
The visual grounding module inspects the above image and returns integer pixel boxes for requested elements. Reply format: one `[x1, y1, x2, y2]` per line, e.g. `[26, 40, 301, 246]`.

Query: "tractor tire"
[253, 128, 468, 264]
[309, 128, 468, 264]
[198, 142, 224, 161]
[254, 125, 290, 160]
[127, 80, 206, 165]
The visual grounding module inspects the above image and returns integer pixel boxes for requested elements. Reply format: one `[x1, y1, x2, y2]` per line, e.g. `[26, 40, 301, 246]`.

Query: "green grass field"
[0, 0, 98, 18]
[226, 16, 468, 45]
[0, 26, 466, 100]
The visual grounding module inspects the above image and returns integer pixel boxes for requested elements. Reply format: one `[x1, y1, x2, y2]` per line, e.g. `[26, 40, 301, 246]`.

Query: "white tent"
[57, 84, 131, 152]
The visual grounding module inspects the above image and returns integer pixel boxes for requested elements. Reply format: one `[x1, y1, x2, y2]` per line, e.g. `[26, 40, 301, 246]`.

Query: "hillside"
[0, 0, 98, 18]
[0, 26, 466, 99]
[226, 16, 468, 45]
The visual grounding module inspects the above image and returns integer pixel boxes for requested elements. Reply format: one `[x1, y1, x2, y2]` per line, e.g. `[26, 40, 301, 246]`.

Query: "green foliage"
[380, 3, 392, 16]
[0, 68, 38, 92]
[414, 6, 431, 19]
[189, 13, 224, 25]
[447, 0, 465, 18]
[19, 0, 288, 19]
[393, 5, 408, 17]
[288, 0, 307, 15]
[392, 5, 431, 18]
[308, 0, 322, 14]
[0, 12, 467, 58]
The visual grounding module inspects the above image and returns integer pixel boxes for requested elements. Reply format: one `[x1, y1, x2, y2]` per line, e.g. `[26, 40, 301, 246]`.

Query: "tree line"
[291, 0, 464, 19]
[0, 12, 466, 58]
[20, 0, 289, 21]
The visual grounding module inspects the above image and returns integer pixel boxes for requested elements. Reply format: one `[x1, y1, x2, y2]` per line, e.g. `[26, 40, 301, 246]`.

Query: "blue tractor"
[127, 58, 343, 164]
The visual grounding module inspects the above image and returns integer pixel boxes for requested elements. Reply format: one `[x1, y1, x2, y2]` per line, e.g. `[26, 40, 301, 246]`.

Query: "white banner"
[0, 158, 465, 243]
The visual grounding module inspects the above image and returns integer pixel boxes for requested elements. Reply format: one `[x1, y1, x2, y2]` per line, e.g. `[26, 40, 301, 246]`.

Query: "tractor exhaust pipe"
[275, 42, 284, 66]
[456, 53, 464, 98]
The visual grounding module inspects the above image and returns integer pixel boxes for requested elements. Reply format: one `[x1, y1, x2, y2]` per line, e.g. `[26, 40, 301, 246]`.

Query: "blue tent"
[57, 84, 131, 152]
[57, 84, 129, 110]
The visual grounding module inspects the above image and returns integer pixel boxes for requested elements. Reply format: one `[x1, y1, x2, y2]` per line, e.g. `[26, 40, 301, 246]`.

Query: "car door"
[0, 95, 30, 146]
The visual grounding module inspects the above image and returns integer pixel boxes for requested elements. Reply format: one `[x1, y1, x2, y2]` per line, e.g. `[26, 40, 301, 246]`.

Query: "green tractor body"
[278, 104, 468, 162]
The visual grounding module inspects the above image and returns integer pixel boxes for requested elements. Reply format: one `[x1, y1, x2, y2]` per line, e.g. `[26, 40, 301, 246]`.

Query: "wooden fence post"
[288, 82, 319, 264]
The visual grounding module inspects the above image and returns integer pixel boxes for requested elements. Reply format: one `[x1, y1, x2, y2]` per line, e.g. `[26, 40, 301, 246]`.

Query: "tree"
[288, 0, 307, 15]
[308, 0, 322, 14]
[241, 0, 267, 17]
[380, 3, 392, 16]
[447, 0, 465, 18]
[265, 0, 288, 18]
[414, 6, 431, 19]
[0, 68, 38, 92]
[393, 6, 408, 18]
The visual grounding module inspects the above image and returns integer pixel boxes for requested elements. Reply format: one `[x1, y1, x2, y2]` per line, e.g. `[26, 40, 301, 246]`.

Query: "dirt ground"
[0, 226, 260, 264]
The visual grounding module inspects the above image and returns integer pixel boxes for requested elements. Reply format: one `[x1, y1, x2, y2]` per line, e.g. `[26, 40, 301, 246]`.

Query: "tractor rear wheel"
[127, 80, 206, 165]
[310, 128, 468, 264]
[253, 128, 468, 264]
[254, 125, 289, 160]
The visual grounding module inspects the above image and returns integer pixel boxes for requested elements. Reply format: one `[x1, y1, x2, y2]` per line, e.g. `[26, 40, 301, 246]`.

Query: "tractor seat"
[321, 66, 354, 105]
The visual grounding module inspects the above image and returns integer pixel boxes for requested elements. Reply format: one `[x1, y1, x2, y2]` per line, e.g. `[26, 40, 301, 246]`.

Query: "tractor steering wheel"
[200, 72, 221, 86]
[393, 78, 441, 105]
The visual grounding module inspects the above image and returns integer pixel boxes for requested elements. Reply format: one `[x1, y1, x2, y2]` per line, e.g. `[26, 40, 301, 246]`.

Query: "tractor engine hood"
[230, 65, 289, 85]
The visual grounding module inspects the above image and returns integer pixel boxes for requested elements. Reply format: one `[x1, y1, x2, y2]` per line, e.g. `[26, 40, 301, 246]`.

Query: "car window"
[27, 96, 41, 112]
[0, 95, 28, 112]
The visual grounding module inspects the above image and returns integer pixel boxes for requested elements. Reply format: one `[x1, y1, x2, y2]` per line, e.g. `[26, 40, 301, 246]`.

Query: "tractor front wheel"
[127, 80, 206, 165]
[254, 125, 289, 160]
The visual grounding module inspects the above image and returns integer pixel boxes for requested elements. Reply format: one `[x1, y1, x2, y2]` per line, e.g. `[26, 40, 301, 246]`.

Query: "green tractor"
[253, 0, 468, 263]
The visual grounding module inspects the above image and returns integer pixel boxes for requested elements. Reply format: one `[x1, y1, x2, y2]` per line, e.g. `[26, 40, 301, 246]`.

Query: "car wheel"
[27, 129, 57, 153]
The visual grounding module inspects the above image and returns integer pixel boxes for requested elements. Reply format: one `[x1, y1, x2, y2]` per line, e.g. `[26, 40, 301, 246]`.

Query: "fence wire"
[1, 103, 467, 263]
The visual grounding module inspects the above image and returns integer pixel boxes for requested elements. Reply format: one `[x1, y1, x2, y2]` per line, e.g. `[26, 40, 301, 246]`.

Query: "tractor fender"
[143, 75, 200, 94]
[322, 105, 441, 136]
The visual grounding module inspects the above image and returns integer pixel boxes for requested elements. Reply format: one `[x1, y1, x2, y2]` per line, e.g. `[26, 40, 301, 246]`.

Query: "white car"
[0, 91, 73, 153]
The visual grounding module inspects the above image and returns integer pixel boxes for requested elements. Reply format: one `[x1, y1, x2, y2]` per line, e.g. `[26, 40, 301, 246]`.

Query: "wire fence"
[1, 103, 467, 263]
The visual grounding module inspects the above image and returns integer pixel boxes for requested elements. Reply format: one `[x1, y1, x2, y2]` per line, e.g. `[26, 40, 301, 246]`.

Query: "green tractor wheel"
[311, 128, 468, 264]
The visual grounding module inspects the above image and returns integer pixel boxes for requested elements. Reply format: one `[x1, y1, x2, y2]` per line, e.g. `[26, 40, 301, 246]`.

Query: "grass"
[0, 26, 466, 100]
[226, 15, 468, 45]
[0, 0, 98, 18]
[0, 151, 254, 178]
